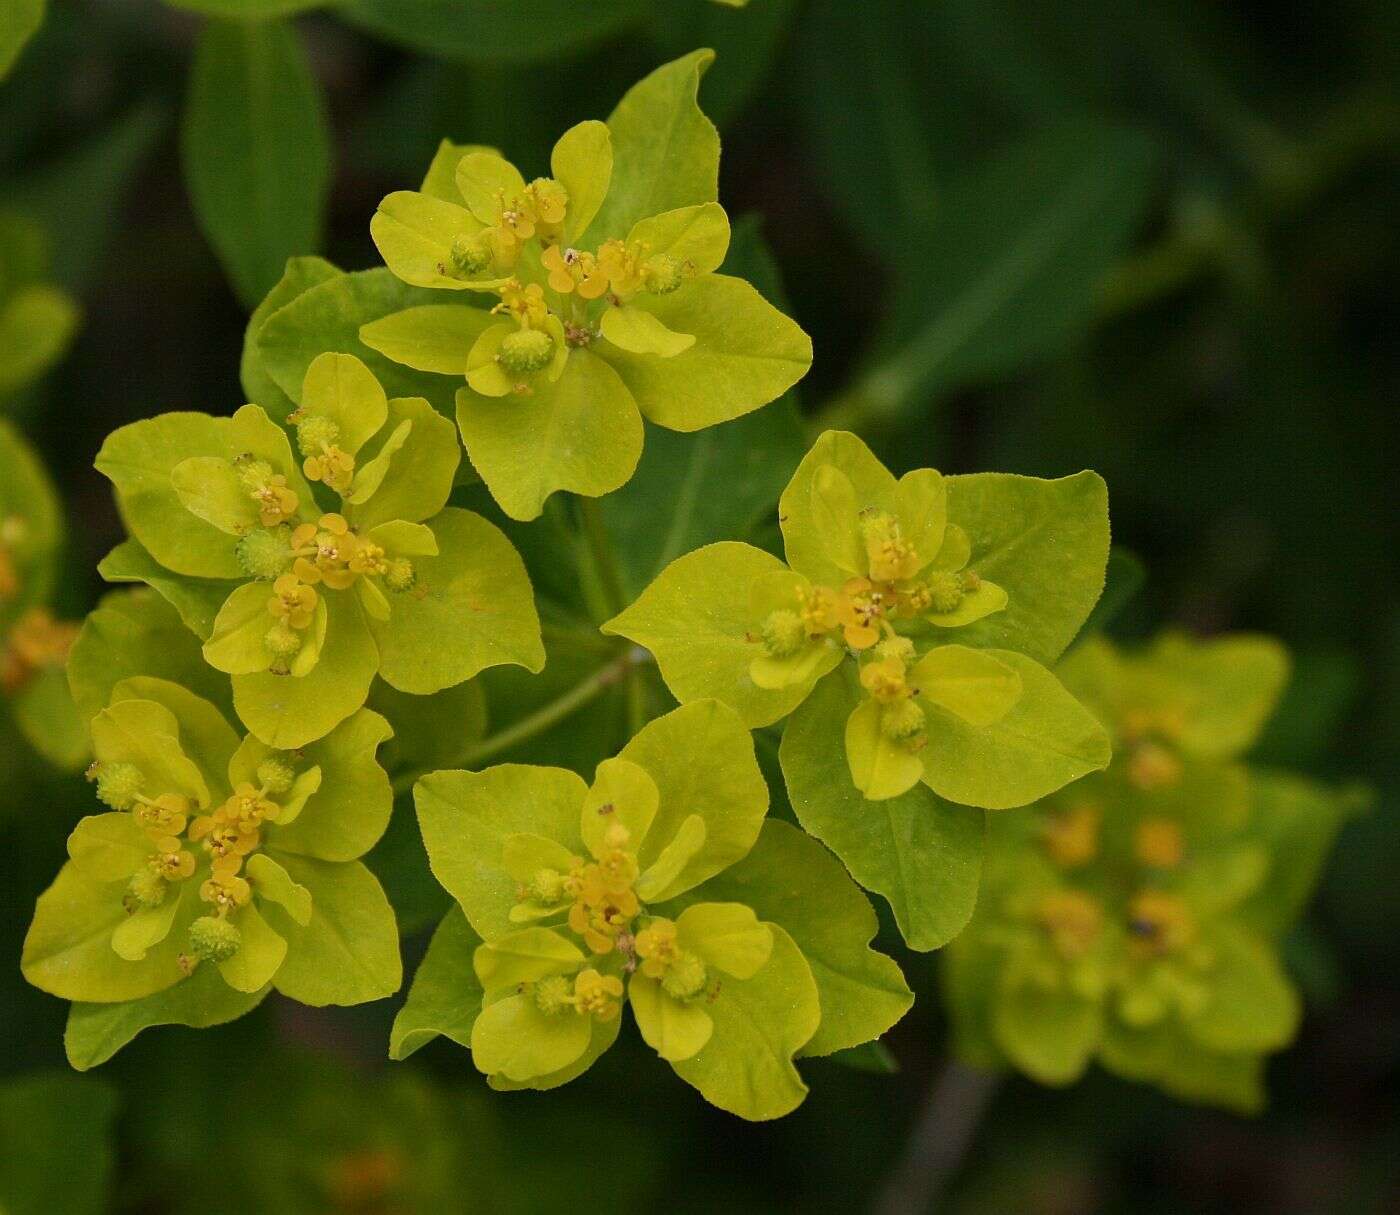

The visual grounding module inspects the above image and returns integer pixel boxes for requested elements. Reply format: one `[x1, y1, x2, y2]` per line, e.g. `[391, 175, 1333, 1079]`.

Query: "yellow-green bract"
[21, 676, 403, 1070]
[93, 352, 544, 749]
[0, 419, 86, 769]
[359, 50, 812, 521]
[943, 633, 1364, 1112]
[396, 700, 912, 1121]
[604, 428, 1112, 950]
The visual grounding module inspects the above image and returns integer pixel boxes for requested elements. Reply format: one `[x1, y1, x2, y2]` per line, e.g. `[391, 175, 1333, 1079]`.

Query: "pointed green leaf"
[360, 304, 494, 376]
[246, 853, 312, 925]
[97, 539, 233, 641]
[218, 902, 287, 992]
[390, 905, 484, 1061]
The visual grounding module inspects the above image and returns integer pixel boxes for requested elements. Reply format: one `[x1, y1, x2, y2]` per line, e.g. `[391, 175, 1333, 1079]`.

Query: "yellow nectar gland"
[200, 854, 252, 914]
[1043, 802, 1101, 868]
[1, 608, 78, 694]
[571, 968, 624, 1020]
[189, 781, 281, 863]
[494, 280, 550, 330]
[1126, 890, 1195, 957]
[133, 792, 190, 838]
[236, 457, 299, 527]
[268, 573, 318, 629]
[150, 834, 197, 883]
[837, 578, 888, 650]
[1037, 889, 1104, 960]
[1135, 818, 1185, 869]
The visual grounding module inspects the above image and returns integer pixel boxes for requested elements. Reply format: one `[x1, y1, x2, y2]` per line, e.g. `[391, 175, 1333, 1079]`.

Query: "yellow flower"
[200, 855, 252, 910]
[859, 656, 910, 704]
[1135, 818, 1185, 869]
[150, 836, 197, 882]
[1037, 889, 1103, 959]
[133, 792, 191, 839]
[303, 444, 355, 493]
[540, 244, 609, 299]
[836, 578, 886, 651]
[1043, 803, 1101, 867]
[268, 573, 318, 630]
[572, 968, 624, 1020]
[1127, 890, 1195, 956]
[635, 919, 680, 979]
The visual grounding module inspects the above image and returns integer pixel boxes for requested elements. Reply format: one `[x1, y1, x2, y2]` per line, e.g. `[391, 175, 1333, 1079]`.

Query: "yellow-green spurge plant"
[17, 50, 1348, 1120]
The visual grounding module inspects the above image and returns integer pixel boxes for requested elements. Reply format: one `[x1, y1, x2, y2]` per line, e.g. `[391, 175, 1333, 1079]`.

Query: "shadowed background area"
[1, 0, 1397, 1210]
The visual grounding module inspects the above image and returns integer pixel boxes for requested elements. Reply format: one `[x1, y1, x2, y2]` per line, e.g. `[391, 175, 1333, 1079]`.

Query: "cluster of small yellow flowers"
[292, 413, 356, 494]
[860, 637, 929, 747]
[754, 510, 985, 664]
[236, 456, 299, 527]
[92, 751, 301, 969]
[567, 821, 642, 955]
[1, 607, 79, 695]
[635, 918, 711, 1001]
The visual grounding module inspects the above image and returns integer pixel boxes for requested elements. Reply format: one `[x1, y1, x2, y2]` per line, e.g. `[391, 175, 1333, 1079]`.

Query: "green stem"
[456, 649, 645, 770]
[578, 494, 627, 619]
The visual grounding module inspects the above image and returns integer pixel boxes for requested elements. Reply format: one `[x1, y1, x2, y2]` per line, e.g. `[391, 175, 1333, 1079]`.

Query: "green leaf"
[676, 902, 772, 978]
[64, 962, 267, 1072]
[168, 0, 323, 13]
[232, 591, 378, 748]
[369, 507, 544, 693]
[781, 671, 984, 951]
[241, 255, 340, 422]
[455, 348, 643, 522]
[67, 813, 149, 884]
[369, 678, 487, 781]
[256, 266, 461, 416]
[246, 853, 312, 925]
[629, 971, 713, 1061]
[11, 666, 88, 769]
[583, 49, 719, 245]
[107, 676, 240, 796]
[1182, 925, 1300, 1054]
[0, 1072, 116, 1215]
[389, 905, 484, 1060]
[941, 471, 1112, 667]
[474, 926, 584, 991]
[182, 18, 330, 306]
[0, 0, 44, 81]
[68, 590, 234, 726]
[414, 765, 586, 941]
[264, 854, 402, 1005]
[0, 418, 61, 622]
[850, 122, 1157, 426]
[218, 902, 287, 992]
[94, 413, 242, 579]
[0, 283, 79, 395]
[264, 707, 394, 861]
[921, 649, 1110, 809]
[339, 0, 648, 65]
[360, 303, 494, 376]
[681, 820, 912, 1055]
[471, 990, 594, 1083]
[91, 698, 210, 807]
[22, 864, 195, 1002]
[1236, 769, 1363, 937]
[617, 699, 769, 902]
[300, 351, 388, 455]
[97, 539, 233, 641]
[669, 924, 819, 1120]
[993, 979, 1101, 1086]
[595, 275, 812, 432]
[603, 541, 827, 728]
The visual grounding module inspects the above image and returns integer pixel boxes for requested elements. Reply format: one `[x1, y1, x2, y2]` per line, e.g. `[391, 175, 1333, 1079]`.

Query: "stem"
[456, 649, 645, 770]
[577, 495, 627, 620]
[874, 1060, 1000, 1215]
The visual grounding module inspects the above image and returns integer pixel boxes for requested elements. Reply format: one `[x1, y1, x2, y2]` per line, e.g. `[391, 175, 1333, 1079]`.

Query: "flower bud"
[295, 414, 340, 457]
[642, 253, 683, 295]
[660, 951, 708, 1001]
[124, 867, 167, 912]
[880, 698, 927, 744]
[256, 756, 296, 795]
[761, 609, 805, 658]
[383, 558, 416, 593]
[264, 622, 303, 658]
[497, 327, 556, 375]
[925, 571, 964, 614]
[93, 761, 144, 810]
[530, 868, 566, 903]
[533, 974, 572, 1015]
[188, 915, 241, 963]
[449, 232, 492, 277]
[236, 526, 294, 580]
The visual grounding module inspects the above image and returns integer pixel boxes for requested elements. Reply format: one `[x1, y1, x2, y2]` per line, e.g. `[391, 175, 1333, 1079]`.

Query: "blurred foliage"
[1, 0, 1397, 1210]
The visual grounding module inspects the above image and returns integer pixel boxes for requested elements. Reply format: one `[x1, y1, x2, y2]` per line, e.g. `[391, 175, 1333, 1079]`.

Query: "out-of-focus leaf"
[0, 1073, 117, 1215]
[828, 1040, 899, 1073]
[646, 0, 797, 126]
[8, 104, 163, 290]
[844, 123, 1157, 430]
[0, 0, 43, 81]
[182, 19, 330, 307]
[338, 0, 649, 64]
[168, 0, 323, 13]
[1074, 545, 1146, 641]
